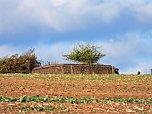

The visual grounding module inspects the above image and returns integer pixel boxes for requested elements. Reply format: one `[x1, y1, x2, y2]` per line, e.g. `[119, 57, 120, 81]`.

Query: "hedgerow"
[0, 49, 41, 73]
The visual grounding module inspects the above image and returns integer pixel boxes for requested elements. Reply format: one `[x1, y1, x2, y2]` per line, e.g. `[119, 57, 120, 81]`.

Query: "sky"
[0, 0, 152, 74]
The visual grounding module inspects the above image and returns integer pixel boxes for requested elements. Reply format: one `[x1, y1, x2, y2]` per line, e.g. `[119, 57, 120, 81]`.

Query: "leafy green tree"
[63, 43, 105, 64]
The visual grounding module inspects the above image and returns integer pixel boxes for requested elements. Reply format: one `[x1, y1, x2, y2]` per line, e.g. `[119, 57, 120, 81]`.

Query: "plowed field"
[0, 74, 152, 113]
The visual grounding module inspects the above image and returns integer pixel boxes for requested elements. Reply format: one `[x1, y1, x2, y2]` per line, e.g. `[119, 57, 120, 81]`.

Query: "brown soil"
[0, 102, 151, 114]
[0, 78, 152, 98]
[0, 76, 152, 113]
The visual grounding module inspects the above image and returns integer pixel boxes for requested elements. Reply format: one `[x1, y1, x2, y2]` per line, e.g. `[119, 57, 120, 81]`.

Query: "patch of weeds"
[80, 96, 92, 103]
[35, 106, 44, 111]
[41, 95, 50, 102]
[67, 98, 79, 104]
[101, 97, 152, 104]
[58, 104, 65, 110]
[0, 96, 5, 102]
[0, 96, 16, 102]
[46, 105, 56, 111]
[28, 95, 41, 102]
[50, 96, 60, 102]
[17, 95, 28, 102]
[91, 97, 99, 103]
[23, 104, 30, 110]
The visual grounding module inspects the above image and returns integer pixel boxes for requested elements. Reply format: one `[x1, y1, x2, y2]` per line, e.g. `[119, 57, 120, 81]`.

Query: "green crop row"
[0, 95, 152, 104]
[0, 95, 98, 104]
[1, 103, 66, 113]
[102, 97, 152, 104]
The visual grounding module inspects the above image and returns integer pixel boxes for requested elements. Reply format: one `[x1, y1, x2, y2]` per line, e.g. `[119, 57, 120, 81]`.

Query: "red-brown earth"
[0, 74, 152, 113]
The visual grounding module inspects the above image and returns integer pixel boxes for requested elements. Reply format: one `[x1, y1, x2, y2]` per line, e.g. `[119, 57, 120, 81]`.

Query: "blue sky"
[0, 0, 152, 74]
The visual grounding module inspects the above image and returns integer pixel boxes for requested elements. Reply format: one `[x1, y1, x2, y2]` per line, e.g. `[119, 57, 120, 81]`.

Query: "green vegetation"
[0, 49, 41, 73]
[0, 95, 152, 104]
[1, 95, 151, 113]
[63, 43, 105, 64]
[20, 104, 57, 112]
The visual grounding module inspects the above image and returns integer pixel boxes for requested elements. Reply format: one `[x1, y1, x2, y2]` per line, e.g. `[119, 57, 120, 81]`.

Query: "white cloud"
[125, 0, 152, 23]
[1, 0, 152, 33]
[34, 42, 72, 64]
[101, 33, 141, 58]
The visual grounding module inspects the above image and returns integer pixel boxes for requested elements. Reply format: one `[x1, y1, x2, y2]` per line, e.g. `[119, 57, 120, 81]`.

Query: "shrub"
[0, 48, 41, 73]
[63, 43, 105, 64]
